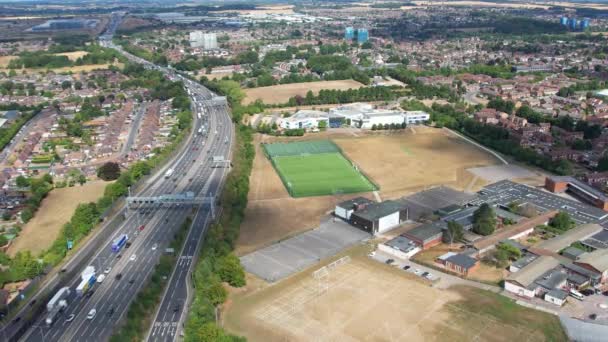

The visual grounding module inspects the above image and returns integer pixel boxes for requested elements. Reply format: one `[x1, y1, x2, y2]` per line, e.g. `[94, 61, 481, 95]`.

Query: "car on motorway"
[130, 254, 137, 261]
[104, 267, 111, 274]
[87, 309, 96, 320]
[65, 314, 75, 323]
[125, 241, 132, 249]
[107, 307, 115, 316]
[115, 273, 122, 280]
[152, 243, 158, 251]
[97, 274, 106, 283]
[138, 225, 145, 231]
[86, 290, 95, 298]
[116, 253, 122, 259]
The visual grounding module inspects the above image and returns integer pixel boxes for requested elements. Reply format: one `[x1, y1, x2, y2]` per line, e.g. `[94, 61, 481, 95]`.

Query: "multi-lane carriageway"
[21, 46, 234, 341]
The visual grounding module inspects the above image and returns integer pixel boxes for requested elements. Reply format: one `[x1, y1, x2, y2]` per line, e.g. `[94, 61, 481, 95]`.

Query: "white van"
[569, 289, 584, 301]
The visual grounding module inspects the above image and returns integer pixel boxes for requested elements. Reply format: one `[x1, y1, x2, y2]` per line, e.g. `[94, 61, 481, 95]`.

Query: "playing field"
[264, 140, 376, 197]
[274, 153, 376, 197]
[243, 80, 364, 105]
[224, 246, 566, 342]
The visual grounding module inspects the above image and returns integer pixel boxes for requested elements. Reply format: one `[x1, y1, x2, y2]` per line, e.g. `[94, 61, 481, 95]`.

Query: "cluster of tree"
[493, 17, 567, 35]
[286, 87, 395, 107]
[19, 174, 54, 224]
[7, 45, 122, 69]
[547, 212, 575, 233]
[184, 125, 252, 341]
[465, 63, 514, 79]
[558, 80, 607, 97]
[371, 122, 407, 130]
[307, 55, 352, 74]
[118, 40, 168, 66]
[97, 162, 121, 181]
[443, 221, 464, 245]
[487, 98, 515, 114]
[429, 103, 573, 175]
[493, 242, 522, 268]
[472, 203, 496, 236]
[0, 110, 36, 151]
[284, 128, 306, 136]
[388, 67, 461, 101]
[173, 50, 259, 72]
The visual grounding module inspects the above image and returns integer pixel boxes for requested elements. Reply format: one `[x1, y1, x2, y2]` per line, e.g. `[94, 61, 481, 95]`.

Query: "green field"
[273, 152, 376, 197]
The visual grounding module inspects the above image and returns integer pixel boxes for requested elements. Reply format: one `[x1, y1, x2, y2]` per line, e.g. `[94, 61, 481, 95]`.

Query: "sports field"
[264, 140, 376, 197]
[274, 153, 376, 197]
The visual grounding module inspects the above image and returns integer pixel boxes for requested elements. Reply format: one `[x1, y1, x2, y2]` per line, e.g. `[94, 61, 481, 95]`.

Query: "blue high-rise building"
[345, 27, 355, 40]
[357, 28, 369, 43]
[570, 18, 579, 30]
[582, 18, 590, 30]
[560, 16, 568, 26]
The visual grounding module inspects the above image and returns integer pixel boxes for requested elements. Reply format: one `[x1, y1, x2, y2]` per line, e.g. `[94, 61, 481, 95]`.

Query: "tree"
[61, 80, 72, 90]
[77, 174, 87, 186]
[0, 234, 8, 247]
[496, 242, 522, 261]
[97, 162, 121, 181]
[317, 120, 327, 130]
[16, 175, 30, 188]
[215, 254, 245, 287]
[549, 212, 574, 232]
[21, 207, 34, 223]
[443, 221, 464, 245]
[472, 203, 496, 236]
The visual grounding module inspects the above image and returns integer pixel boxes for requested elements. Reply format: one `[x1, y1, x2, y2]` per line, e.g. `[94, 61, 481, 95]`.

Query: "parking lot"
[370, 250, 441, 282]
[240, 218, 370, 282]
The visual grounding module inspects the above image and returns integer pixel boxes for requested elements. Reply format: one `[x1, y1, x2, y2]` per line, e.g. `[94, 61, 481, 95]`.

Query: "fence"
[262, 140, 340, 158]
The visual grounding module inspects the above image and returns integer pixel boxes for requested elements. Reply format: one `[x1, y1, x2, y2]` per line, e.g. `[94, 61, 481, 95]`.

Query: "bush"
[97, 162, 121, 181]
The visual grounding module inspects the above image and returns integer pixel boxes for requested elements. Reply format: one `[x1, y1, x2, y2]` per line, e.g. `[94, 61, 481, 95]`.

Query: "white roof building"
[280, 110, 328, 130]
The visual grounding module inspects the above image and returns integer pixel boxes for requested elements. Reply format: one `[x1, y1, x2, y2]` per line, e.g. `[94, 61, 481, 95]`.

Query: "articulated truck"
[45, 287, 71, 326]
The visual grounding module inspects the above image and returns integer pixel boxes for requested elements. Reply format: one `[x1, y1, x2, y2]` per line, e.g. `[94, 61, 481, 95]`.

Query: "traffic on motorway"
[16, 14, 234, 342]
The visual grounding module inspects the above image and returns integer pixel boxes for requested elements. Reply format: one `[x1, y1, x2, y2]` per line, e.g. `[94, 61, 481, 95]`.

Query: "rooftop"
[351, 200, 406, 221]
[548, 176, 608, 202]
[506, 256, 560, 289]
[575, 248, 608, 272]
[537, 223, 603, 253]
[446, 253, 478, 270]
[336, 197, 373, 210]
[384, 236, 419, 254]
[404, 223, 444, 242]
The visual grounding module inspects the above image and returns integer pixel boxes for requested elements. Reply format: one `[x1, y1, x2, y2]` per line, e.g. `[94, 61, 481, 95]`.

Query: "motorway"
[17, 14, 234, 342]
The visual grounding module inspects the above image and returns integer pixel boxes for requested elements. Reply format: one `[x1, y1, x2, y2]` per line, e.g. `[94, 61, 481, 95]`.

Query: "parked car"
[385, 259, 394, 265]
[421, 272, 430, 277]
[581, 289, 595, 296]
[402, 265, 411, 270]
[414, 269, 422, 275]
[589, 314, 597, 320]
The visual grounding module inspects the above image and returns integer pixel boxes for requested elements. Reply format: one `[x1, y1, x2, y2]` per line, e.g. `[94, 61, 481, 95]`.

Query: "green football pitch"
[273, 152, 376, 197]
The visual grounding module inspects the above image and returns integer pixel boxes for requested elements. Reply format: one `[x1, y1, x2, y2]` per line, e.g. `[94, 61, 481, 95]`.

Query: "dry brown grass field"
[243, 80, 364, 105]
[224, 246, 566, 342]
[0, 51, 88, 68]
[236, 127, 498, 255]
[7, 181, 108, 257]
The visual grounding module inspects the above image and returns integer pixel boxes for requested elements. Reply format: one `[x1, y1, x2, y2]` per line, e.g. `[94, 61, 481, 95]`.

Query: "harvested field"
[7, 181, 108, 257]
[0, 51, 87, 68]
[238, 127, 500, 255]
[224, 247, 566, 342]
[0, 56, 16, 68]
[243, 80, 364, 105]
[335, 126, 499, 198]
[55, 51, 88, 61]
